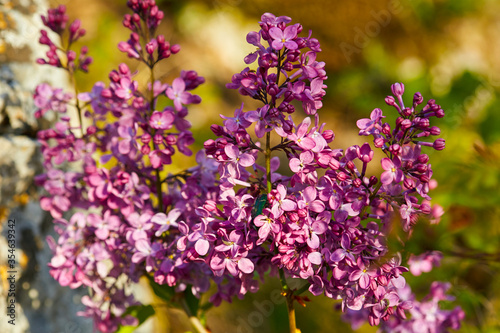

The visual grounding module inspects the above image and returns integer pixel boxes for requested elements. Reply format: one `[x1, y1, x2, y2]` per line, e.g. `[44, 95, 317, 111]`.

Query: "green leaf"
[146, 274, 175, 303]
[116, 304, 155, 333]
[183, 287, 200, 316]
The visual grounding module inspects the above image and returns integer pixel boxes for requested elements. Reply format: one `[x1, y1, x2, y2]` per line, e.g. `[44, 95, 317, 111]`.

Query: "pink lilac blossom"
[34, 2, 463, 332]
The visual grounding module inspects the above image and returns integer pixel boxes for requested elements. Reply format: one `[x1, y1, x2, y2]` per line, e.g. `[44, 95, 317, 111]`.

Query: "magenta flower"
[269, 25, 298, 50]
[149, 110, 174, 130]
[356, 108, 385, 136]
[151, 209, 181, 236]
[381, 156, 403, 185]
[166, 77, 193, 111]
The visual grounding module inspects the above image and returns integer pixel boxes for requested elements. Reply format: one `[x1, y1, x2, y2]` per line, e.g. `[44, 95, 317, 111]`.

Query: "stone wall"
[0, 1, 93, 332]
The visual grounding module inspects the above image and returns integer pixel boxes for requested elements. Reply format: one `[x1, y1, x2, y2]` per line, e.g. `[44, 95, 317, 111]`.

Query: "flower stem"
[180, 298, 209, 333]
[267, 130, 298, 333]
[265, 131, 272, 194]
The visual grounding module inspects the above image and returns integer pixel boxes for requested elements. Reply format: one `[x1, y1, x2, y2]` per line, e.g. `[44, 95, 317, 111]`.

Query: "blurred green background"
[60, 0, 500, 331]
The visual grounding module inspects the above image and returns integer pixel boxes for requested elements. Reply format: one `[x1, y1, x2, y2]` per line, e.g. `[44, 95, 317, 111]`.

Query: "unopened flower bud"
[171, 44, 181, 54]
[391, 82, 404, 97]
[101, 88, 112, 98]
[210, 124, 225, 136]
[329, 158, 340, 170]
[153, 134, 163, 145]
[337, 171, 348, 181]
[416, 163, 427, 173]
[429, 126, 440, 135]
[353, 178, 362, 187]
[374, 136, 385, 148]
[417, 154, 429, 164]
[413, 92, 423, 105]
[369, 176, 378, 187]
[141, 144, 150, 154]
[385, 95, 397, 107]
[203, 200, 217, 212]
[389, 144, 402, 155]
[382, 123, 391, 135]
[86, 125, 97, 135]
[433, 138, 445, 150]
[402, 107, 413, 116]
[404, 177, 415, 189]
[288, 212, 299, 222]
[166, 134, 177, 145]
[420, 203, 431, 214]
[435, 109, 445, 118]
[377, 275, 388, 286]
[322, 130, 335, 142]
[298, 208, 307, 218]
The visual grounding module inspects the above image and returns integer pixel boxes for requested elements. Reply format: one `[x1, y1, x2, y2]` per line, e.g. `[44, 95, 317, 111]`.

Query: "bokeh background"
[29, 0, 500, 331]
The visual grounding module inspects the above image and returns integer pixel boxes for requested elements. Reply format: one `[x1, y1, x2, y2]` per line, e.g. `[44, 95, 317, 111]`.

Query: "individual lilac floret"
[408, 251, 443, 276]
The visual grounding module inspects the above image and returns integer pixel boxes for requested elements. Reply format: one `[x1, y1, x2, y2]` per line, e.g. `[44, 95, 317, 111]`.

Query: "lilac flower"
[166, 77, 196, 111]
[149, 110, 175, 130]
[151, 209, 181, 236]
[356, 108, 385, 136]
[408, 251, 443, 276]
[269, 25, 298, 50]
[221, 103, 253, 132]
[381, 157, 403, 185]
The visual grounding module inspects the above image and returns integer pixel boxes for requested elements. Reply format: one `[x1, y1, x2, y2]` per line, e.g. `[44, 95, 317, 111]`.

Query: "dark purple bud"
[346, 161, 355, 171]
[404, 177, 415, 189]
[389, 144, 402, 155]
[433, 138, 445, 150]
[369, 176, 378, 187]
[430, 126, 441, 135]
[416, 164, 427, 173]
[402, 107, 413, 116]
[141, 133, 151, 144]
[377, 275, 388, 286]
[141, 144, 150, 154]
[166, 134, 177, 145]
[435, 109, 445, 118]
[353, 178, 362, 187]
[382, 123, 391, 135]
[413, 92, 423, 105]
[109, 71, 120, 82]
[86, 125, 97, 135]
[420, 203, 431, 214]
[417, 154, 429, 164]
[337, 171, 348, 181]
[210, 124, 225, 136]
[401, 119, 412, 130]
[419, 174, 430, 183]
[153, 134, 163, 145]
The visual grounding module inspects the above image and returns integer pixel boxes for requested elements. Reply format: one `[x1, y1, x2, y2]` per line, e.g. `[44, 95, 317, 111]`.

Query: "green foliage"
[116, 305, 155, 333]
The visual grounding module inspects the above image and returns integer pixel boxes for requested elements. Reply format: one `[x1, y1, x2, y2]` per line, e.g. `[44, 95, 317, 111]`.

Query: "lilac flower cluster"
[35, 2, 216, 331]
[344, 282, 465, 332]
[33, 2, 464, 332]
